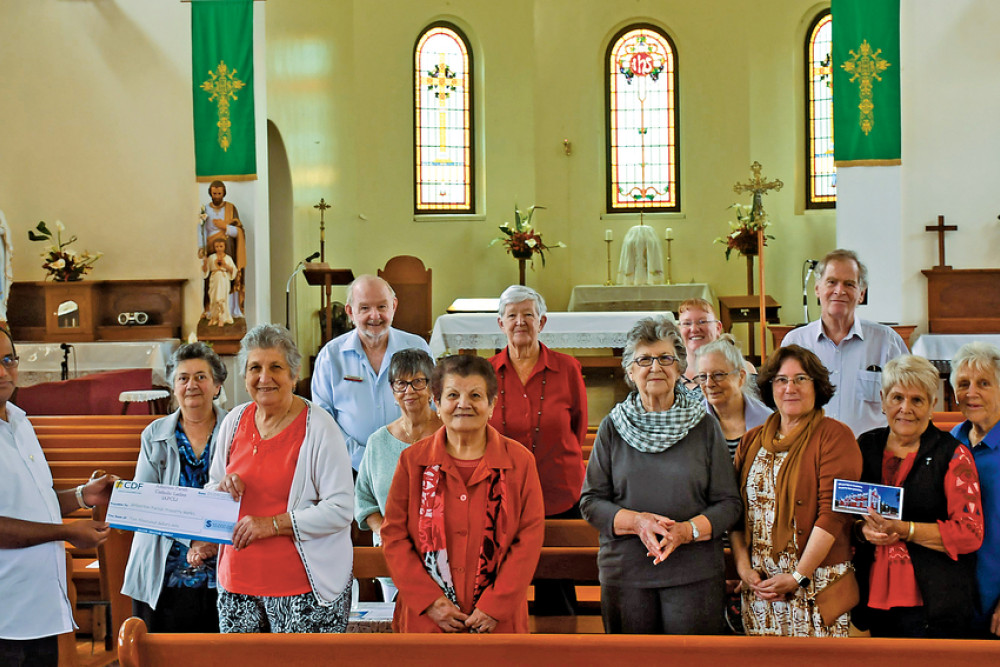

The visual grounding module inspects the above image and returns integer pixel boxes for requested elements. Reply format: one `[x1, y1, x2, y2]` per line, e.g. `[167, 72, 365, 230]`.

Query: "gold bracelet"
[906, 521, 915, 541]
[272, 516, 280, 536]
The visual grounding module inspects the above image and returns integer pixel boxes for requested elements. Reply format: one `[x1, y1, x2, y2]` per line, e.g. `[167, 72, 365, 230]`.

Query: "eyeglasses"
[678, 319, 718, 329]
[391, 377, 429, 393]
[694, 370, 739, 385]
[0, 355, 18, 370]
[772, 374, 813, 389]
[632, 354, 677, 368]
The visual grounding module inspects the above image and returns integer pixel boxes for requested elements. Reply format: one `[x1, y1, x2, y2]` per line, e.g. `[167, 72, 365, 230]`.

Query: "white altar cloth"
[911, 334, 1000, 362]
[15, 340, 179, 387]
[429, 311, 672, 357]
[568, 283, 713, 313]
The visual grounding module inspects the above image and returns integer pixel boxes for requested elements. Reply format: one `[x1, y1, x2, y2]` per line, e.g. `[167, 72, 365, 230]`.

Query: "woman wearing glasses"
[580, 315, 742, 634]
[355, 348, 440, 601]
[730, 345, 862, 637]
[694, 338, 772, 460]
[677, 299, 756, 391]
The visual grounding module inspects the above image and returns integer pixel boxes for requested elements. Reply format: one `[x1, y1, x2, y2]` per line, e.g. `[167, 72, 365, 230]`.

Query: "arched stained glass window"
[806, 10, 835, 208]
[606, 25, 679, 212]
[414, 23, 474, 214]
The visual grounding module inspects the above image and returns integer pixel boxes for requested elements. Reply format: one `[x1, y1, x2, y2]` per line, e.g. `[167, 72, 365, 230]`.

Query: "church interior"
[3, 0, 1000, 661]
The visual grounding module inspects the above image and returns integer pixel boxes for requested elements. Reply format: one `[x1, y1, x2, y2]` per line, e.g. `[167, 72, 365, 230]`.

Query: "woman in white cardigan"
[122, 342, 228, 632]
[202, 324, 354, 633]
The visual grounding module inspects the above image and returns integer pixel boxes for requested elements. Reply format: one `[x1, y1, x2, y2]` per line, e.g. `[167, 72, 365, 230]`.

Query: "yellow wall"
[267, 0, 837, 358]
[2, 0, 837, 360]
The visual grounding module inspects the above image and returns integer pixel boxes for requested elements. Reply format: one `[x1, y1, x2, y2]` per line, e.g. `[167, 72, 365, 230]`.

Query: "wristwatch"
[791, 569, 811, 588]
[687, 520, 700, 541]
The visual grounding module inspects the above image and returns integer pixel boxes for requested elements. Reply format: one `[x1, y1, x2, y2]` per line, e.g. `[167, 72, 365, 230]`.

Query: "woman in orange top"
[381, 354, 545, 633]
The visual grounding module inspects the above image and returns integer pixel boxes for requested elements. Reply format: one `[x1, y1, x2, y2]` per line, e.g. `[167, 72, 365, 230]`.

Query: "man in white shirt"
[311, 276, 432, 470]
[0, 328, 115, 666]
[781, 249, 908, 436]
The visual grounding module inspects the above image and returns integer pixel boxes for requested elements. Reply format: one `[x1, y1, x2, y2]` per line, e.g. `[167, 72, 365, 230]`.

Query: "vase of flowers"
[714, 203, 774, 260]
[490, 204, 565, 284]
[28, 220, 103, 281]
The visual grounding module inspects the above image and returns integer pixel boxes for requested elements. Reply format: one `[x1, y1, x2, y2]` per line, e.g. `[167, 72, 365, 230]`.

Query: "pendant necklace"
[499, 365, 546, 453]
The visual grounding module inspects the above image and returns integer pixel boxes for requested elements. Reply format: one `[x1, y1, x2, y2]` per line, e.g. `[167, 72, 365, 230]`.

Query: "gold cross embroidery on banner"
[201, 61, 246, 152]
[841, 39, 891, 136]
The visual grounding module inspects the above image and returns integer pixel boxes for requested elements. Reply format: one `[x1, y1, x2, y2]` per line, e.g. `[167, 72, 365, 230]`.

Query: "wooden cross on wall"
[925, 214, 957, 270]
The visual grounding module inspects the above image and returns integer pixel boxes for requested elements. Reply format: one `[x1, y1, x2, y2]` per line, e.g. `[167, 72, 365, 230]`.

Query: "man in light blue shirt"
[311, 275, 432, 469]
[781, 249, 907, 436]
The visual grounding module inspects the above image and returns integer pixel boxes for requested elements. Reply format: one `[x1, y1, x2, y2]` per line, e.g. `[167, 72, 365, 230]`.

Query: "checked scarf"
[610, 382, 707, 454]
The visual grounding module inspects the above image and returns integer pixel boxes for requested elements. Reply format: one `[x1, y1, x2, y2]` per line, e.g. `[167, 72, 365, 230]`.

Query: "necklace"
[498, 365, 546, 452]
[253, 401, 295, 454]
[399, 412, 440, 444]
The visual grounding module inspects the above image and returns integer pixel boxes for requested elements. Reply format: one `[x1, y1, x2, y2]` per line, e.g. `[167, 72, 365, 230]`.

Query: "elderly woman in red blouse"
[852, 355, 983, 638]
[488, 285, 587, 614]
[381, 354, 545, 633]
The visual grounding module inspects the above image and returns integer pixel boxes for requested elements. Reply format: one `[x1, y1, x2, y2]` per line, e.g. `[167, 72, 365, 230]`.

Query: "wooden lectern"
[303, 263, 354, 345]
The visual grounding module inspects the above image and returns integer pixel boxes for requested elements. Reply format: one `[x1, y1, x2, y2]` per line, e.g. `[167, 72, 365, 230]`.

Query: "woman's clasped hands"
[633, 511, 693, 565]
[424, 596, 497, 633]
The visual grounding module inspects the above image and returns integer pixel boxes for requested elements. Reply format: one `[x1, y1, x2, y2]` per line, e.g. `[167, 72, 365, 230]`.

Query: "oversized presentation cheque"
[107, 480, 241, 544]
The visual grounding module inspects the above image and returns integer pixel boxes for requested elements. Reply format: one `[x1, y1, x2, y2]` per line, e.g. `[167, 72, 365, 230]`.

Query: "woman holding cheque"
[205, 324, 354, 633]
[122, 342, 228, 632]
[852, 355, 983, 638]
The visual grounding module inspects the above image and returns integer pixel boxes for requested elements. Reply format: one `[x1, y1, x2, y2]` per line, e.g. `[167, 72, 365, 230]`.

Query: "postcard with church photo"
[832, 479, 904, 520]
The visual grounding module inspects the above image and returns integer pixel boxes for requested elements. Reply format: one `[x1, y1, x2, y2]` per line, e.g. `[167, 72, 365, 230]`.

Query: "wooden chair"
[378, 256, 432, 341]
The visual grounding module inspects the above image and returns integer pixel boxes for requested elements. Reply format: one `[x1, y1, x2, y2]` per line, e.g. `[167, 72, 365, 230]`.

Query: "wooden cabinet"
[8, 279, 186, 342]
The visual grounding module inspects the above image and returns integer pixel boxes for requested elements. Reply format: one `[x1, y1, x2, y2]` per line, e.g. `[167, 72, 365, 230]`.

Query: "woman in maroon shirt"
[488, 285, 587, 614]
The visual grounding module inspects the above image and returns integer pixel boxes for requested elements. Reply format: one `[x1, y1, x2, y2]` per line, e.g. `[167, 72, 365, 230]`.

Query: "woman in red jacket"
[382, 354, 545, 633]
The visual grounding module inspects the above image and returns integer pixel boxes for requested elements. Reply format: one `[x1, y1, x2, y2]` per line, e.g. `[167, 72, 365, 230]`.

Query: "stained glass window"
[414, 23, 474, 214]
[606, 25, 679, 212]
[806, 10, 835, 208]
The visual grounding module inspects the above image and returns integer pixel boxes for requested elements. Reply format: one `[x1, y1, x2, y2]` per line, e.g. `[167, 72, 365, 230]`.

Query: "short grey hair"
[345, 275, 396, 308]
[815, 248, 868, 291]
[621, 315, 687, 387]
[693, 337, 744, 373]
[497, 285, 547, 318]
[389, 348, 435, 383]
[881, 355, 939, 402]
[237, 324, 302, 378]
[168, 342, 227, 386]
[950, 342, 1000, 391]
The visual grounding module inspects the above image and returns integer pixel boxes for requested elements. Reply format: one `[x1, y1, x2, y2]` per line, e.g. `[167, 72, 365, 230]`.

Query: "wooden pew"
[118, 617, 1000, 667]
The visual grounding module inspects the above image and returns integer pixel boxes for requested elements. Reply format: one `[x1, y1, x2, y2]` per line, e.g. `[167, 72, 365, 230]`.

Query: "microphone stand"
[60, 342, 73, 381]
[285, 252, 321, 330]
[802, 260, 818, 323]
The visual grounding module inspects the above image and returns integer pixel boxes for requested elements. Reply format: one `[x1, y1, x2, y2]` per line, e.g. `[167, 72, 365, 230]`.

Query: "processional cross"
[733, 161, 783, 359]
[314, 198, 331, 263]
[200, 61, 246, 152]
[924, 215, 957, 270]
[420, 56, 456, 162]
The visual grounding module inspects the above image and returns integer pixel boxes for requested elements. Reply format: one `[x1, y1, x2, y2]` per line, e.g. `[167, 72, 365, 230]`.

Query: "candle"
[665, 227, 674, 241]
[605, 229, 613, 241]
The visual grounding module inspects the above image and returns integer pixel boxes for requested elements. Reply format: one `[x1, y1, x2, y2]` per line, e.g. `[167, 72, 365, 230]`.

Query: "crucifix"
[314, 198, 331, 263]
[733, 161, 783, 361]
[924, 214, 957, 270]
[200, 60, 246, 152]
[420, 56, 455, 161]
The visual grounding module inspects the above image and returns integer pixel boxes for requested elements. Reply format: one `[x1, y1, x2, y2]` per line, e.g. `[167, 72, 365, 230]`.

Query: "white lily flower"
[54, 220, 66, 232]
[50, 259, 66, 269]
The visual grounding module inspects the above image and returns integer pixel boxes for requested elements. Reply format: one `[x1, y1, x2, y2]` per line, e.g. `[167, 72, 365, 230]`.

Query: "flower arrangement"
[489, 204, 565, 264]
[28, 220, 103, 281]
[714, 204, 774, 260]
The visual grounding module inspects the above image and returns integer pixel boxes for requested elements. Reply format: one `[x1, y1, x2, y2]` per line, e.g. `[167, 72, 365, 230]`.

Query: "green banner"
[832, 0, 901, 166]
[192, 0, 256, 180]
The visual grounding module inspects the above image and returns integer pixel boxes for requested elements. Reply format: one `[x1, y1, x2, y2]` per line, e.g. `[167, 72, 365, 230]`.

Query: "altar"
[567, 283, 713, 313]
[15, 340, 178, 387]
[429, 311, 671, 357]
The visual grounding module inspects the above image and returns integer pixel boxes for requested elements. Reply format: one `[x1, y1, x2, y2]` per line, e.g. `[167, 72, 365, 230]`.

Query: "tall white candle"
[605, 229, 613, 241]
[665, 227, 674, 241]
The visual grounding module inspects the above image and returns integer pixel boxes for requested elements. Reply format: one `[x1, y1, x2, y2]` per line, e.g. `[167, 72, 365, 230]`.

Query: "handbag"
[813, 567, 860, 626]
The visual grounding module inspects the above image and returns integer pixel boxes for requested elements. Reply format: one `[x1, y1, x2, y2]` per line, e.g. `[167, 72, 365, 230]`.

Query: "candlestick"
[604, 239, 614, 286]
[665, 238, 673, 285]
[665, 226, 674, 241]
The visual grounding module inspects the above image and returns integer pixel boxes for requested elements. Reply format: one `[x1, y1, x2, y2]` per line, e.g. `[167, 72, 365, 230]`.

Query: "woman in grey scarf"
[581, 315, 742, 634]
